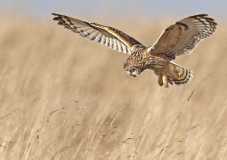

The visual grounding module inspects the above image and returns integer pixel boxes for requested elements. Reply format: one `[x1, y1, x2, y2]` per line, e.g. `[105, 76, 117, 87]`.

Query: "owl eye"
[130, 68, 136, 72]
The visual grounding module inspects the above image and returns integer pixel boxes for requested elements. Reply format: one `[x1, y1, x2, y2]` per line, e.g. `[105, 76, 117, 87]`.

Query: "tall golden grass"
[0, 16, 227, 160]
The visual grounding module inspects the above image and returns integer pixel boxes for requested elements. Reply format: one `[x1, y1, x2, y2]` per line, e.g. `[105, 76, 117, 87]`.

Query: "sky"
[0, 0, 226, 21]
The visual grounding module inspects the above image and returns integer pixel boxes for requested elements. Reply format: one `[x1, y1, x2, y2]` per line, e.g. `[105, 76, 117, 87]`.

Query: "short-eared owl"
[52, 13, 217, 87]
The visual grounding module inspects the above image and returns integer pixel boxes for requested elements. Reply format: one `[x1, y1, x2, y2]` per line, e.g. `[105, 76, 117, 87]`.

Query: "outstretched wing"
[150, 14, 217, 60]
[52, 13, 144, 55]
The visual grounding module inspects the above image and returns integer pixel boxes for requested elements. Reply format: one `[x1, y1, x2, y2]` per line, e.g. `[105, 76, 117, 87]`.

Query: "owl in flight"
[52, 13, 217, 87]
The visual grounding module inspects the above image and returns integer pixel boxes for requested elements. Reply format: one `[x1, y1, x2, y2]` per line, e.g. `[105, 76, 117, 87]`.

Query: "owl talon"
[158, 75, 163, 86]
[168, 79, 173, 85]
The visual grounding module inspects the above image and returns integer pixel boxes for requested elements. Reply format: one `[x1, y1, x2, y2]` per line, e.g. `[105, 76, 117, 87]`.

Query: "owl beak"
[131, 74, 137, 77]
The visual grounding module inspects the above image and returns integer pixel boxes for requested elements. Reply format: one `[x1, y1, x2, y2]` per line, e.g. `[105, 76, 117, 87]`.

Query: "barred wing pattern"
[151, 14, 217, 60]
[52, 13, 144, 55]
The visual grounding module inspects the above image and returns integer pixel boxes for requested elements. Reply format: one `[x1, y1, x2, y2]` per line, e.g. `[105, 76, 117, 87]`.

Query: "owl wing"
[150, 14, 217, 60]
[52, 13, 144, 55]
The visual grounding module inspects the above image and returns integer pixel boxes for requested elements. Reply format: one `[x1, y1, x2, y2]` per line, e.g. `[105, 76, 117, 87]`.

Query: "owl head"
[123, 62, 142, 77]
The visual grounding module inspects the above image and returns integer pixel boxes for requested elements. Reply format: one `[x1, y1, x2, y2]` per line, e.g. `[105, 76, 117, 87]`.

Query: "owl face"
[123, 62, 142, 77]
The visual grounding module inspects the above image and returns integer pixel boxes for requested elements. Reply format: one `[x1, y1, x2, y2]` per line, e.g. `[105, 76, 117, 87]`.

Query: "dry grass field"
[0, 16, 227, 160]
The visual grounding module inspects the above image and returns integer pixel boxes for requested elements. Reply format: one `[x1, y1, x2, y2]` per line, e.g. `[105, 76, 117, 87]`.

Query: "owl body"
[124, 49, 190, 87]
[124, 49, 168, 77]
[52, 13, 217, 87]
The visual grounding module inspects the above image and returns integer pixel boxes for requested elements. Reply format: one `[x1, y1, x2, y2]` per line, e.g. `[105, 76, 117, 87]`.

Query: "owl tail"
[158, 63, 192, 87]
[167, 62, 193, 85]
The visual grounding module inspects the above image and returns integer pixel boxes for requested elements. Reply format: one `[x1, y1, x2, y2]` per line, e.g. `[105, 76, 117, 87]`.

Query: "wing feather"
[150, 14, 217, 60]
[52, 13, 144, 55]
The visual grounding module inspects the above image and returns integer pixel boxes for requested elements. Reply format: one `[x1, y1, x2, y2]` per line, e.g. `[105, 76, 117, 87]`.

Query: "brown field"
[0, 16, 227, 160]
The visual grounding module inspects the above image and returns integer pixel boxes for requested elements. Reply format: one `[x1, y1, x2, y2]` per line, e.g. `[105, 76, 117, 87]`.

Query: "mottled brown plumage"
[52, 13, 217, 87]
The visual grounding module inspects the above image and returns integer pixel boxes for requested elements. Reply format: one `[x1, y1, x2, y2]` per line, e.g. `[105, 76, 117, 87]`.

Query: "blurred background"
[0, 1, 227, 160]
[1, 0, 227, 20]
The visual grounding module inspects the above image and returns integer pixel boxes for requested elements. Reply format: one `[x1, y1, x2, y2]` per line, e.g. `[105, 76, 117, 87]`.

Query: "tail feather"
[174, 69, 193, 84]
[167, 62, 193, 85]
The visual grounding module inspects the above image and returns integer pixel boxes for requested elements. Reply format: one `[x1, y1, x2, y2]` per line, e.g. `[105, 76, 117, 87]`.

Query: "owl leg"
[158, 74, 168, 87]
[162, 75, 168, 88]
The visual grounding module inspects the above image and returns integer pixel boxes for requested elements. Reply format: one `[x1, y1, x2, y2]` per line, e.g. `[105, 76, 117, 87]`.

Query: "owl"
[52, 13, 217, 87]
